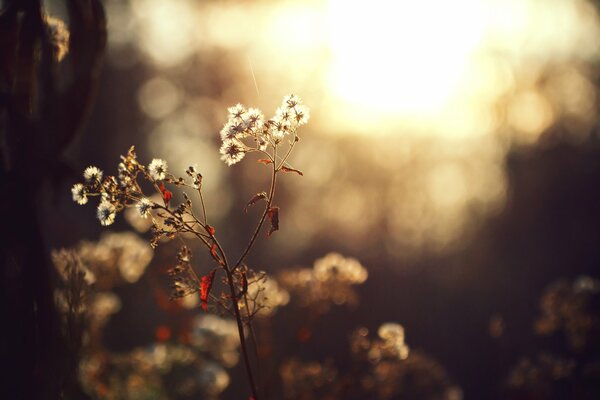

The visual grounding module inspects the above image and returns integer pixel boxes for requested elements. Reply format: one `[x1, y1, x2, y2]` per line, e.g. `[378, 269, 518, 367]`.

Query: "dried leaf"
[200, 269, 217, 311]
[210, 243, 220, 263]
[257, 159, 272, 165]
[280, 166, 304, 176]
[159, 183, 172, 204]
[267, 206, 279, 236]
[245, 192, 268, 213]
[206, 225, 216, 236]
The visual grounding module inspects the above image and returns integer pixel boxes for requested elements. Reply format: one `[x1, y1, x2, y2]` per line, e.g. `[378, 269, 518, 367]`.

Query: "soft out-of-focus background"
[39, 0, 600, 398]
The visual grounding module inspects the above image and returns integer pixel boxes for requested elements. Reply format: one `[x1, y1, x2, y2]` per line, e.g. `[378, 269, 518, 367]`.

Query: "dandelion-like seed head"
[71, 183, 88, 205]
[283, 94, 301, 108]
[220, 120, 246, 141]
[220, 139, 246, 166]
[136, 198, 153, 219]
[293, 105, 310, 126]
[83, 166, 103, 182]
[275, 106, 293, 125]
[243, 108, 264, 131]
[148, 158, 168, 181]
[97, 200, 116, 226]
[227, 103, 247, 120]
[267, 119, 287, 141]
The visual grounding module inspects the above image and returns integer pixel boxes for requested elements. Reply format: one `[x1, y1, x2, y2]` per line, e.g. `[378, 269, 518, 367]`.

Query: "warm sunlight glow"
[326, 0, 486, 117]
[110, 0, 600, 255]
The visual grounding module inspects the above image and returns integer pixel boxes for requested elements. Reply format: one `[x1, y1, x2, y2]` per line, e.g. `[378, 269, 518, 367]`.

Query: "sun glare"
[326, 0, 487, 118]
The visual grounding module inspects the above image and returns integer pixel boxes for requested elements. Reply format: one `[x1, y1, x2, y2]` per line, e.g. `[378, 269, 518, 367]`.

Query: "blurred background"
[4, 0, 600, 398]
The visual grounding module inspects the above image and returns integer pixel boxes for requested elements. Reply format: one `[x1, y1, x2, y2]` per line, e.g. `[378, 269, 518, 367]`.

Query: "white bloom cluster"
[148, 158, 168, 181]
[218, 94, 309, 166]
[71, 148, 170, 228]
[71, 183, 88, 205]
[136, 197, 153, 218]
[83, 166, 103, 182]
[96, 200, 116, 226]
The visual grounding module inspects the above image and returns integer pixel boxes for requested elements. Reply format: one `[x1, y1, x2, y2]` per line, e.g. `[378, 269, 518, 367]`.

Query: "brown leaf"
[244, 192, 267, 213]
[257, 159, 272, 165]
[280, 166, 304, 176]
[267, 206, 279, 236]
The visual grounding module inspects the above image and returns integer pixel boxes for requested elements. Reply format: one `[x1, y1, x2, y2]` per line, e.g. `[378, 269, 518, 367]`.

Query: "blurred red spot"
[96, 383, 109, 397]
[155, 325, 171, 342]
[298, 327, 312, 342]
[179, 330, 191, 345]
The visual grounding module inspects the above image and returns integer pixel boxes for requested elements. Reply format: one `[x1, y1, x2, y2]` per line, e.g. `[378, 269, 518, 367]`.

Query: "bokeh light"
[99, 0, 600, 258]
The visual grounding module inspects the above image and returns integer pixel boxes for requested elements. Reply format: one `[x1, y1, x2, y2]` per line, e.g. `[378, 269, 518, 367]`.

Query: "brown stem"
[232, 146, 278, 272]
[224, 267, 260, 399]
[244, 292, 262, 390]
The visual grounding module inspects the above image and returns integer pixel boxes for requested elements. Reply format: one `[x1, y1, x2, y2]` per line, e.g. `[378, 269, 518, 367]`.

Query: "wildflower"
[96, 200, 116, 226]
[71, 183, 88, 205]
[266, 119, 286, 140]
[293, 105, 310, 126]
[283, 93, 301, 108]
[243, 108, 264, 131]
[282, 94, 309, 126]
[136, 198, 153, 218]
[220, 139, 246, 166]
[227, 103, 247, 120]
[275, 106, 293, 125]
[220, 120, 246, 141]
[83, 166, 103, 182]
[148, 158, 167, 181]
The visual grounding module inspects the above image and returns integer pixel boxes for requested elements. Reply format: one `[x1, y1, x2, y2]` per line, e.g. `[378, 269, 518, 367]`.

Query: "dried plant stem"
[224, 145, 285, 399]
[71, 95, 310, 400]
[244, 293, 262, 391]
[233, 146, 278, 272]
[224, 266, 260, 399]
[197, 187, 208, 225]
